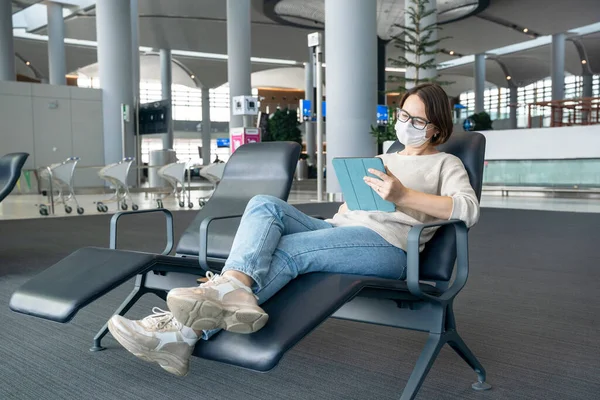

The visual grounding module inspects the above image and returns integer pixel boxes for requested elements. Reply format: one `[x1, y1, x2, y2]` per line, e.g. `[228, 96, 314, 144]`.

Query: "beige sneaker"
[167, 272, 269, 334]
[107, 308, 199, 376]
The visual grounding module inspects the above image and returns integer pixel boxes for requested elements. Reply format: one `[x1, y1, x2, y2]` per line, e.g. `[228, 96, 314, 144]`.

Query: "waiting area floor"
[2, 205, 599, 399]
[2, 178, 599, 399]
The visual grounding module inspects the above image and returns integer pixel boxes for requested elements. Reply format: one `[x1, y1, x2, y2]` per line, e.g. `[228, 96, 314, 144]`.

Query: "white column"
[325, 0, 377, 196]
[404, 0, 437, 89]
[201, 88, 212, 165]
[304, 52, 315, 166]
[582, 74, 593, 98]
[474, 54, 486, 113]
[47, 2, 66, 85]
[131, 0, 141, 186]
[226, 0, 252, 129]
[551, 33, 565, 101]
[160, 49, 173, 149]
[509, 86, 518, 129]
[0, 0, 15, 81]
[131, 0, 140, 109]
[582, 74, 593, 123]
[96, 0, 135, 164]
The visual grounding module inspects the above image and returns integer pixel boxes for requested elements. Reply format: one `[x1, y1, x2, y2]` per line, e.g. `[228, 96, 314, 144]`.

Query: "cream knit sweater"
[325, 152, 480, 251]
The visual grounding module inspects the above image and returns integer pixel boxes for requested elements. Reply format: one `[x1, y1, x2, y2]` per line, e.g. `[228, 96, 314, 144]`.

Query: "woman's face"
[401, 94, 438, 140]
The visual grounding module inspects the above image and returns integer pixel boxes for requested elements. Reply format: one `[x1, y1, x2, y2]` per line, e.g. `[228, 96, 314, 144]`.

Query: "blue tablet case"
[332, 157, 396, 212]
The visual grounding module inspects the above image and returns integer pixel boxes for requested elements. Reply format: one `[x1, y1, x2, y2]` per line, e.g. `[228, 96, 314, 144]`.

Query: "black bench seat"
[9, 246, 439, 373]
[9, 137, 491, 400]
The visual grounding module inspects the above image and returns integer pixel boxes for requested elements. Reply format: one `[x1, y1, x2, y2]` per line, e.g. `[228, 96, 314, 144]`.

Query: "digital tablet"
[332, 157, 396, 212]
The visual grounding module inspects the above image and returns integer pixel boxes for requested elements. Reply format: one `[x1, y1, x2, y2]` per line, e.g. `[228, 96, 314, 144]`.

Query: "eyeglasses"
[395, 108, 433, 131]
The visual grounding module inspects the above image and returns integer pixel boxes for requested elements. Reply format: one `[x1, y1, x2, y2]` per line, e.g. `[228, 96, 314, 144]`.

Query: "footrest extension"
[9, 247, 156, 322]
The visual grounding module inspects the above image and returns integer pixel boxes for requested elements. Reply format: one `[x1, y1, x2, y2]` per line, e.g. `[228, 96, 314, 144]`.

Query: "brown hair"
[399, 83, 453, 146]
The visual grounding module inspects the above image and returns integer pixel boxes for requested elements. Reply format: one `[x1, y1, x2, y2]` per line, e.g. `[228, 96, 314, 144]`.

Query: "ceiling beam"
[12, 0, 96, 33]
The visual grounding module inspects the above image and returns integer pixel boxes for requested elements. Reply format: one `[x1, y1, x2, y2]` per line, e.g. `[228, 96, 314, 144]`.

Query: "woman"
[107, 83, 480, 376]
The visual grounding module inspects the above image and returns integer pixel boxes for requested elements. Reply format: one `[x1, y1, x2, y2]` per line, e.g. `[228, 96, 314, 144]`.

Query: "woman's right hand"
[338, 202, 349, 214]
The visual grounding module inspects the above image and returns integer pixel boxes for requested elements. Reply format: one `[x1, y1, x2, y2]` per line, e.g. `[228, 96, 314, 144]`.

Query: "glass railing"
[483, 159, 600, 187]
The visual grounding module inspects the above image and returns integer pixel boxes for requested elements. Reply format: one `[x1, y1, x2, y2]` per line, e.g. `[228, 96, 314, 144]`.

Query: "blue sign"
[376, 105, 389, 124]
[300, 99, 326, 121]
[300, 99, 312, 119]
[216, 138, 230, 148]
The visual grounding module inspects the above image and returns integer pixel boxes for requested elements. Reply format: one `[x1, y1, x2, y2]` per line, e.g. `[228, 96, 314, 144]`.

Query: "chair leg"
[446, 332, 492, 391]
[89, 286, 145, 352]
[400, 333, 445, 400]
[151, 289, 168, 302]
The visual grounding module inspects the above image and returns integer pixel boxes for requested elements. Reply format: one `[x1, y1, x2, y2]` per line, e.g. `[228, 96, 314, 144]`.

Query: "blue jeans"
[201, 195, 407, 340]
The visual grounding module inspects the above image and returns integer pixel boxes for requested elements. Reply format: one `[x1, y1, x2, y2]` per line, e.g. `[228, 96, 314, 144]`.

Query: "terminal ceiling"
[11, 0, 600, 92]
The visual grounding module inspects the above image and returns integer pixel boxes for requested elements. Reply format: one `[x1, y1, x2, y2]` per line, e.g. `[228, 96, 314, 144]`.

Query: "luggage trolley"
[156, 161, 194, 209]
[198, 162, 226, 207]
[96, 157, 138, 212]
[37, 157, 84, 216]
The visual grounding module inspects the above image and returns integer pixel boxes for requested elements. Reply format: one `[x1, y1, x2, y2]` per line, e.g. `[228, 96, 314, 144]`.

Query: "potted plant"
[265, 108, 303, 144]
[370, 106, 398, 154]
[265, 108, 308, 179]
[467, 111, 493, 131]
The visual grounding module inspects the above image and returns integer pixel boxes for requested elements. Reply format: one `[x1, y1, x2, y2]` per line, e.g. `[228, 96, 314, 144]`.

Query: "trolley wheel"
[157, 200, 164, 208]
[188, 202, 194, 208]
[121, 203, 128, 211]
[102, 205, 109, 213]
[77, 207, 84, 215]
[179, 201, 185, 207]
[39, 205, 49, 216]
[65, 206, 73, 214]
[132, 204, 139, 211]
[199, 200, 206, 208]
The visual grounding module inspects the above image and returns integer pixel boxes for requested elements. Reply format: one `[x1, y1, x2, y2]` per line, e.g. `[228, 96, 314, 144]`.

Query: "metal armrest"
[406, 219, 469, 303]
[198, 214, 244, 270]
[110, 208, 174, 255]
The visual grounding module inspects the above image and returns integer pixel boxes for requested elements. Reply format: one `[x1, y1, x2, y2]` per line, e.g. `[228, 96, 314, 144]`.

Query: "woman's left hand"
[363, 167, 408, 205]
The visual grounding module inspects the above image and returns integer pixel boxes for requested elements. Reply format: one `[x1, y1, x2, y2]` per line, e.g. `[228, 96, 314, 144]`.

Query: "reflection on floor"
[1, 184, 599, 220]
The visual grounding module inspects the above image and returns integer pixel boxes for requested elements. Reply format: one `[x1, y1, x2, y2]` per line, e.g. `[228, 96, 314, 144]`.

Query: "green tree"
[388, 0, 451, 91]
[265, 108, 303, 144]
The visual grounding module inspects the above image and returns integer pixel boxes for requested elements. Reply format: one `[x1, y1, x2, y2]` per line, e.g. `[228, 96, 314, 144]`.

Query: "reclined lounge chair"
[0, 152, 29, 203]
[10, 132, 490, 400]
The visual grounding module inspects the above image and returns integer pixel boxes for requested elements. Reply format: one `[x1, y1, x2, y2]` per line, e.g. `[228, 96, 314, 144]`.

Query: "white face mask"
[395, 120, 430, 147]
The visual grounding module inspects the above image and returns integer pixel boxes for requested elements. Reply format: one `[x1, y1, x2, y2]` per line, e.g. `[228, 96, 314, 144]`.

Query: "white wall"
[482, 125, 600, 160]
[0, 81, 104, 188]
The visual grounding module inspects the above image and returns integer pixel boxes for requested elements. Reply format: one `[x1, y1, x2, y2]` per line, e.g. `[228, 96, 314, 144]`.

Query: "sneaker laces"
[141, 307, 183, 331]
[205, 271, 217, 281]
[202, 271, 259, 300]
[201, 271, 227, 286]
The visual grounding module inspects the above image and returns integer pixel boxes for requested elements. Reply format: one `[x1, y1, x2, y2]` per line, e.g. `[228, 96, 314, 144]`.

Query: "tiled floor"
[2, 182, 600, 220]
